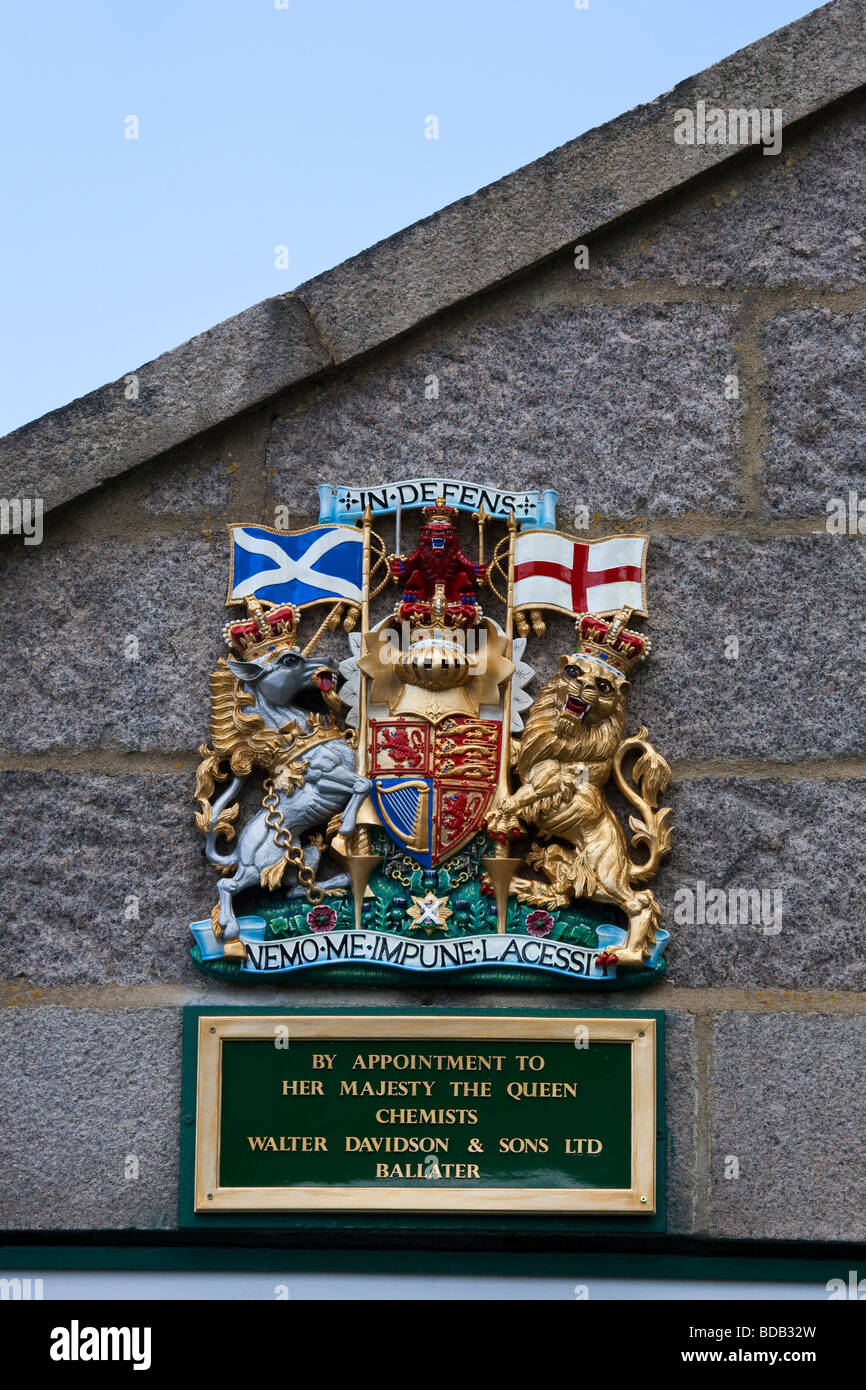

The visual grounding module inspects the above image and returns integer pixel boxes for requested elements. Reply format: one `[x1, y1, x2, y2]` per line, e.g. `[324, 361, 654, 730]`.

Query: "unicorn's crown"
[574, 607, 650, 678]
[223, 597, 299, 660]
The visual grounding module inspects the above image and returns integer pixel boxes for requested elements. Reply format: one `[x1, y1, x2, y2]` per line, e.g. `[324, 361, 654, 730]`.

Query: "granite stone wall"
[1, 90, 865, 1241]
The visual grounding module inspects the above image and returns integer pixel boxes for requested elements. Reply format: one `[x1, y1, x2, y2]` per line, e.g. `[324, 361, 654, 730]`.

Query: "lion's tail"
[612, 727, 672, 885]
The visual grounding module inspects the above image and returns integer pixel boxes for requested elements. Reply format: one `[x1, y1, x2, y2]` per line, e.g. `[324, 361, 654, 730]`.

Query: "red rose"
[306, 905, 337, 932]
[525, 909, 554, 937]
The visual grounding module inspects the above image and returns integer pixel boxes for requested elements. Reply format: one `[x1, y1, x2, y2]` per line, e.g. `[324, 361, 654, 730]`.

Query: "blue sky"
[0, 0, 818, 436]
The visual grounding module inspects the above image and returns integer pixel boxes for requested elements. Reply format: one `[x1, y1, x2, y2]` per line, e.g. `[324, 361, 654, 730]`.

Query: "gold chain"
[261, 776, 324, 904]
[387, 854, 417, 887]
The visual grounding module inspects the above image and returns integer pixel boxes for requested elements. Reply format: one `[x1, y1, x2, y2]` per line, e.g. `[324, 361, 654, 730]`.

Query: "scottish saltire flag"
[513, 532, 648, 618]
[227, 525, 363, 607]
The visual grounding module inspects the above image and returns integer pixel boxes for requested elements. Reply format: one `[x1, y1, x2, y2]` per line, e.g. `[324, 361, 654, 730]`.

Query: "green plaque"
[191, 1011, 658, 1214]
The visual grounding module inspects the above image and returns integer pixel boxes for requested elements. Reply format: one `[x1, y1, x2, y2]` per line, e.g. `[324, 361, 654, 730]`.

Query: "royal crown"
[223, 596, 299, 660]
[422, 497, 458, 526]
[574, 607, 650, 677]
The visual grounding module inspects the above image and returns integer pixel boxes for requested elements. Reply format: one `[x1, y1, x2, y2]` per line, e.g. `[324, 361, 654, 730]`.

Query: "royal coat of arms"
[189, 480, 672, 987]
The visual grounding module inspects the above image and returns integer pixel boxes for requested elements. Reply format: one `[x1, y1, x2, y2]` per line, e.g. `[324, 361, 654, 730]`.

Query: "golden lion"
[487, 653, 672, 967]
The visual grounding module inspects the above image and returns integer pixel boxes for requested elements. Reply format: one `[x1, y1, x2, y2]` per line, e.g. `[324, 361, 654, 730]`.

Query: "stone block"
[657, 778, 866, 992]
[709, 1011, 866, 1240]
[592, 103, 866, 290]
[0, 533, 223, 753]
[0, 772, 213, 987]
[139, 457, 233, 517]
[269, 304, 742, 520]
[640, 535, 866, 761]
[761, 307, 866, 517]
[0, 1008, 182, 1230]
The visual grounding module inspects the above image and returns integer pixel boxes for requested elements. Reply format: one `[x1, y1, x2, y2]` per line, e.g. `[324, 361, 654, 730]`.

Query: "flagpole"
[472, 505, 488, 584]
[497, 509, 517, 800]
[340, 502, 381, 929]
[483, 509, 522, 933]
[356, 502, 372, 780]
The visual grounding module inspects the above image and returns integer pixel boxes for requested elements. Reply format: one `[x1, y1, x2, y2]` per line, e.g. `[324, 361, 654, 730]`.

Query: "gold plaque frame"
[194, 1014, 657, 1214]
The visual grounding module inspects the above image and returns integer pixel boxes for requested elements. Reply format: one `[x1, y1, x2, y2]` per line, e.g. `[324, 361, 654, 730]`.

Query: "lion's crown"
[574, 607, 650, 678]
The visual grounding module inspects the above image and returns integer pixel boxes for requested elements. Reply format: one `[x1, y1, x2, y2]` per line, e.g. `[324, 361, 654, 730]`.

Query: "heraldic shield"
[370, 716, 501, 867]
[191, 484, 673, 990]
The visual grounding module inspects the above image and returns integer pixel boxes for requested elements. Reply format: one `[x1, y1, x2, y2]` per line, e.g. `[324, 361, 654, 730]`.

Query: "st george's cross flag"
[513, 531, 648, 618]
[227, 524, 363, 608]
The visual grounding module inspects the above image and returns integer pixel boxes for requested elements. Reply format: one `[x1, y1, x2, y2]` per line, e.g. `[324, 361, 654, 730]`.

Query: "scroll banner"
[190, 917, 669, 982]
[317, 479, 558, 529]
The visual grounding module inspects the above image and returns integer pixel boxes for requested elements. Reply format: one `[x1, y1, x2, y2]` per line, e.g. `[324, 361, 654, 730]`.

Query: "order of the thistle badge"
[190, 479, 672, 987]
